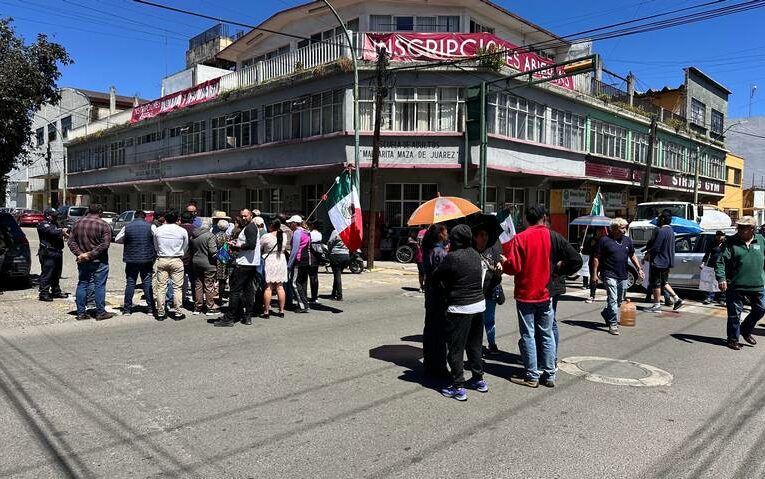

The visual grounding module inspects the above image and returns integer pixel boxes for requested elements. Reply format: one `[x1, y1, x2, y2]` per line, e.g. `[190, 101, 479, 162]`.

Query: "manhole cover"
[559, 356, 673, 387]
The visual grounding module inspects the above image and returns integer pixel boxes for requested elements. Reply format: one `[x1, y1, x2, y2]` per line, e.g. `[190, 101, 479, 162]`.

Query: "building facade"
[5, 88, 140, 210]
[64, 0, 730, 249]
[718, 153, 744, 221]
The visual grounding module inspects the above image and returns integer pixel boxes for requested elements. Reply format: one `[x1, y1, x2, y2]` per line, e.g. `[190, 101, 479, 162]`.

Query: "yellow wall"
[718, 153, 745, 219]
[642, 89, 685, 114]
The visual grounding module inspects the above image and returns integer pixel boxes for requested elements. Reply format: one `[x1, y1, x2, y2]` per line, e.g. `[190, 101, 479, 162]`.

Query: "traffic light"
[465, 83, 485, 144]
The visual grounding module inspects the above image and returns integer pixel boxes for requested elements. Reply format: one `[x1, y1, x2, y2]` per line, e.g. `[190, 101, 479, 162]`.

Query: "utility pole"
[478, 82, 487, 212]
[365, 46, 388, 271]
[642, 116, 658, 203]
[693, 144, 702, 204]
[46, 139, 52, 210]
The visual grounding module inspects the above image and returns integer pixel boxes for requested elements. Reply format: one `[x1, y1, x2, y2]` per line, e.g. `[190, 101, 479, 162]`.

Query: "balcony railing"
[219, 33, 354, 93]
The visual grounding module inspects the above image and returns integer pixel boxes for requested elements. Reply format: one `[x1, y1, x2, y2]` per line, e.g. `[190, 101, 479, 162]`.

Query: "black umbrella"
[464, 212, 503, 247]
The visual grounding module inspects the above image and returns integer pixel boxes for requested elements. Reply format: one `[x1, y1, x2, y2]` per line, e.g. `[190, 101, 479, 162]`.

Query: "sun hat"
[287, 215, 303, 224]
[212, 211, 230, 220]
[736, 216, 757, 227]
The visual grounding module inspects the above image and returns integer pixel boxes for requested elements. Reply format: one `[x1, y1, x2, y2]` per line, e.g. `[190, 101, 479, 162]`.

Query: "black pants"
[307, 265, 319, 301]
[330, 254, 350, 299]
[225, 266, 259, 322]
[250, 268, 264, 316]
[422, 289, 448, 378]
[38, 252, 63, 295]
[444, 311, 484, 387]
[290, 265, 310, 311]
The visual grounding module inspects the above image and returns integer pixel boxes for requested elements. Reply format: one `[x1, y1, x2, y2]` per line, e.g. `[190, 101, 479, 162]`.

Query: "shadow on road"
[400, 334, 423, 343]
[309, 302, 343, 314]
[400, 287, 420, 292]
[555, 293, 588, 303]
[671, 333, 753, 348]
[369, 344, 443, 391]
[562, 319, 606, 332]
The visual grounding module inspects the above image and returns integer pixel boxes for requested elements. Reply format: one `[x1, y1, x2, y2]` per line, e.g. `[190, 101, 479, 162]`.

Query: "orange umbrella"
[407, 195, 481, 226]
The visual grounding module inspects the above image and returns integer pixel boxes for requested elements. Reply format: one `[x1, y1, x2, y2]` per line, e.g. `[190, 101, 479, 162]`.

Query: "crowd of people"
[34, 202, 354, 326]
[419, 205, 765, 401]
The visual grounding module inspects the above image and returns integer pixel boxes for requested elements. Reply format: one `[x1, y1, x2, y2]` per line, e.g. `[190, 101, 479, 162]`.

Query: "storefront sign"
[562, 189, 591, 208]
[130, 78, 220, 123]
[604, 192, 626, 209]
[363, 33, 574, 90]
[585, 161, 725, 195]
[360, 140, 459, 163]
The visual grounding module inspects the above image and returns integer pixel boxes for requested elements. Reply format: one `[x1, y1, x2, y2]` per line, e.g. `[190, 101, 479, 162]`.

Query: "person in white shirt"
[152, 210, 189, 320]
[213, 208, 261, 327]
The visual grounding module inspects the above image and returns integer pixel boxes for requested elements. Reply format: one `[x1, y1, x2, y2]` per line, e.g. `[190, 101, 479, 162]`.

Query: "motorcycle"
[319, 244, 365, 274]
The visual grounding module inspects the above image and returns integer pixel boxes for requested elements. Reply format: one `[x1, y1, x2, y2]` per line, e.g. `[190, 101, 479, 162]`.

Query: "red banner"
[130, 78, 221, 123]
[363, 33, 574, 90]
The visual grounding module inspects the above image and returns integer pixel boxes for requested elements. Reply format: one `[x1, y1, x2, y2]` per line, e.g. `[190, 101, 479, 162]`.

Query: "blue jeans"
[124, 262, 154, 311]
[726, 289, 765, 341]
[483, 298, 497, 345]
[602, 277, 627, 327]
[517, 300, 556, 381]
[547, 296, 561, 359]
[76, 261, 109, 315]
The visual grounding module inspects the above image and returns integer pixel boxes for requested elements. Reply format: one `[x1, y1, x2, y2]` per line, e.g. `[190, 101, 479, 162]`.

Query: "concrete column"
[109, 86, 117, 115]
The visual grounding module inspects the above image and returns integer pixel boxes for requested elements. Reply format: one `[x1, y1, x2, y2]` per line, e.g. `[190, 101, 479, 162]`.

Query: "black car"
[0, 212, 31, 285]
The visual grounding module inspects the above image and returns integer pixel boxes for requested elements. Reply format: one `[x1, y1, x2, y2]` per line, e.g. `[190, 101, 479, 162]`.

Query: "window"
[711, 109, 724, 135]
[485, 186, 497, 213]
[384, 183, 438, 227]
[361, 87, 463, 132]
[61, 116, 72, 139]
[549, 109, 585, 151]
[663, 141, 686, 171]
[247, 188, 265, 212]
[371, 15, 454, 32]
[733, 167, 742, 185]
[204, 191, 216, 216]
[590, 120, 627, 160]
[169, 192, 184, 211]
[396, 16, 414, 31]
[181, 121, 206, 155]
[35, 127, 45, 146]
[505, 188, 525, 209]
[413, 16, 460, 32]
[488, 94, 545, 143]
[271, 188, 283, 213]
[48, 123, 57, 142]
[470, 19, 495, 34]
[631, 132, 649, 164]
[264, 90, 342, 142]
[211, 109, 257, 151]
[109, 140, 125, 166]
[536, 190, 549, 206]
[302, 184, 324, 215]
[139, 193, 149, 211]
[370, 15, 392, 32]
[690, 98, 706, 126]
[218, 190, 231, 215]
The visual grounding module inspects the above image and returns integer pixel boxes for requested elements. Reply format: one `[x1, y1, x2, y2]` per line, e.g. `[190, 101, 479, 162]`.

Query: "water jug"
[619, 299, 636, 327]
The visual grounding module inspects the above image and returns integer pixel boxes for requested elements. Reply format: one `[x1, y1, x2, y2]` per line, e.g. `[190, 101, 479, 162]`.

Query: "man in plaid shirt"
[67, 204, 114, 321]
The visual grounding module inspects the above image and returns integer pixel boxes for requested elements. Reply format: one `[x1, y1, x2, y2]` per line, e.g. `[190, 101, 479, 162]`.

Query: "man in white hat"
[715, 216, 765, 350]
[287, 215, 310, 313]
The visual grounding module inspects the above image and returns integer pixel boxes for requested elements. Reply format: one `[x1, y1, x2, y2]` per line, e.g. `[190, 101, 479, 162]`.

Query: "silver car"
[627, 230, 734, 290]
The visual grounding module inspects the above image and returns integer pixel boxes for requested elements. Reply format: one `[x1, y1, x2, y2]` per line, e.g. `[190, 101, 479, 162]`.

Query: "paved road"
[1, 228, 764, 478]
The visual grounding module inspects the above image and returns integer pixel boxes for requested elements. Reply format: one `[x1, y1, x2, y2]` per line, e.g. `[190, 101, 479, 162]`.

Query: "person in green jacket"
[715, 216, 765, 350]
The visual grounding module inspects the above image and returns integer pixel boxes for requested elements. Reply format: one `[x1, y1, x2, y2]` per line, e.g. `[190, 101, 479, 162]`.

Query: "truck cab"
[628, 202, 701, 247]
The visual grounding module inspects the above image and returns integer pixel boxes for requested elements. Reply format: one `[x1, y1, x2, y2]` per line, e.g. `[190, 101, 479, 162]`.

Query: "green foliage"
[662, 117, 686, 132]
[0, 18, 72, 177]
[476, 45, 503, 72]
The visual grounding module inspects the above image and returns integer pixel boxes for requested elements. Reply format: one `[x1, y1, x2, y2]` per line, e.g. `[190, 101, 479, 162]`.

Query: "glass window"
[439, 16, 460, 32]
[590, 120, 627, 160]
[711, 109, 724, 134]
[384, 183, 438, 227]
[370, 15, 392, 32]
[61, 116, 72, 139]
[396, 16, 414, 31]
[415, 16, 437, 32]
[691, 98, 706, 126]
[48, 123, 57, 142]
[631, 132, 649, 164]
[549, 109, 585, 151]
[35, 127, 45, 146]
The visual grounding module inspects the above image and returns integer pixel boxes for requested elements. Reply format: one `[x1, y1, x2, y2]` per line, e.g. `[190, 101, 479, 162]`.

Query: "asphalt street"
[1, 228, 763, 478]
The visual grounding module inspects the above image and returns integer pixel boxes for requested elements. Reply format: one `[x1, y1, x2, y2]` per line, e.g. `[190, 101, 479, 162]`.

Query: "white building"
[64, 0, 729, 253]
[5, 87, 141, 210]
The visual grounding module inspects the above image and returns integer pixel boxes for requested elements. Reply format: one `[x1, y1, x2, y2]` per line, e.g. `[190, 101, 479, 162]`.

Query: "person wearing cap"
[37, 208, 69, 302]
[287, 214, 311, 313]
[307, 220, 323, 302]
[715, 216, 765, 350]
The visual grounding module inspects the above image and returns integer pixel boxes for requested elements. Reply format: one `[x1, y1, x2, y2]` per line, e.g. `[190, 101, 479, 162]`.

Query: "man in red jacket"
[503, 205, 580, 388]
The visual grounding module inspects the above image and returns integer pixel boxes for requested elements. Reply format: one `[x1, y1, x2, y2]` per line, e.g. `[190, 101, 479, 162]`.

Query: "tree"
[0, 17, 72, 183]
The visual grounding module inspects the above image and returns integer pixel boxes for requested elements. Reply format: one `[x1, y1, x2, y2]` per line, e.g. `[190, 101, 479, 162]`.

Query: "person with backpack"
[190, 221, 219, 315]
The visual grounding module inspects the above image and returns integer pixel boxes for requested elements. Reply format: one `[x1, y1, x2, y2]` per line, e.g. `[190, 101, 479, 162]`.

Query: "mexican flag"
[326, 169, 364, 251]
[591, 187, 605, 216]
[497, 208, 517, 255]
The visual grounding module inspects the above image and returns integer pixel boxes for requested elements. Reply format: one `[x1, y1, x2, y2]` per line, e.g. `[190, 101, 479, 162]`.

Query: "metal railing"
[219, 33, 354, 93]
[590, 78, 629, 102]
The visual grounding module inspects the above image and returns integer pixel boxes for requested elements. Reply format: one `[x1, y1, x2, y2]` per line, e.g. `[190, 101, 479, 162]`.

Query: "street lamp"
[750, 85, 758, 118]
[320, 0, 360, 186]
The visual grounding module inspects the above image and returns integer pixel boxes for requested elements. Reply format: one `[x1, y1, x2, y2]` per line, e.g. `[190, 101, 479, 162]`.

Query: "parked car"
[112, 210, 155, 237]
[626, 230, 735, 290]
[101, 211, 118, 227]
[57, 205, 89, 228]
[16, 210, 45, 227]
[0, 212, 31, 285]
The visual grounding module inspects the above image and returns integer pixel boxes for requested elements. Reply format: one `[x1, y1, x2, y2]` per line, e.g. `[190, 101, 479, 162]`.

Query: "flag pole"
[305, 165, 352, 221]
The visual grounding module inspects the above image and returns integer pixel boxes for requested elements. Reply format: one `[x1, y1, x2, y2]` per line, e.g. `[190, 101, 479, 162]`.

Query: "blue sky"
[2, 0, 764, 117]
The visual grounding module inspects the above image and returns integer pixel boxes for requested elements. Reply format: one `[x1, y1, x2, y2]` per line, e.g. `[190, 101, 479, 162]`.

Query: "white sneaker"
[646, 303, 662, 313]
[608, 325, 620, 335]
[585, 297, 594, 303]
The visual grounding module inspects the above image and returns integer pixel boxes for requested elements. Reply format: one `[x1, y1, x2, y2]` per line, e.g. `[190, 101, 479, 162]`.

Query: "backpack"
[217, 242, 233, 264]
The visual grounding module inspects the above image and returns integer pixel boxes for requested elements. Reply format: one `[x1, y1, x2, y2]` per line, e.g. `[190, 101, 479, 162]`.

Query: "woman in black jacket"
[430, 224, 487, 402]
